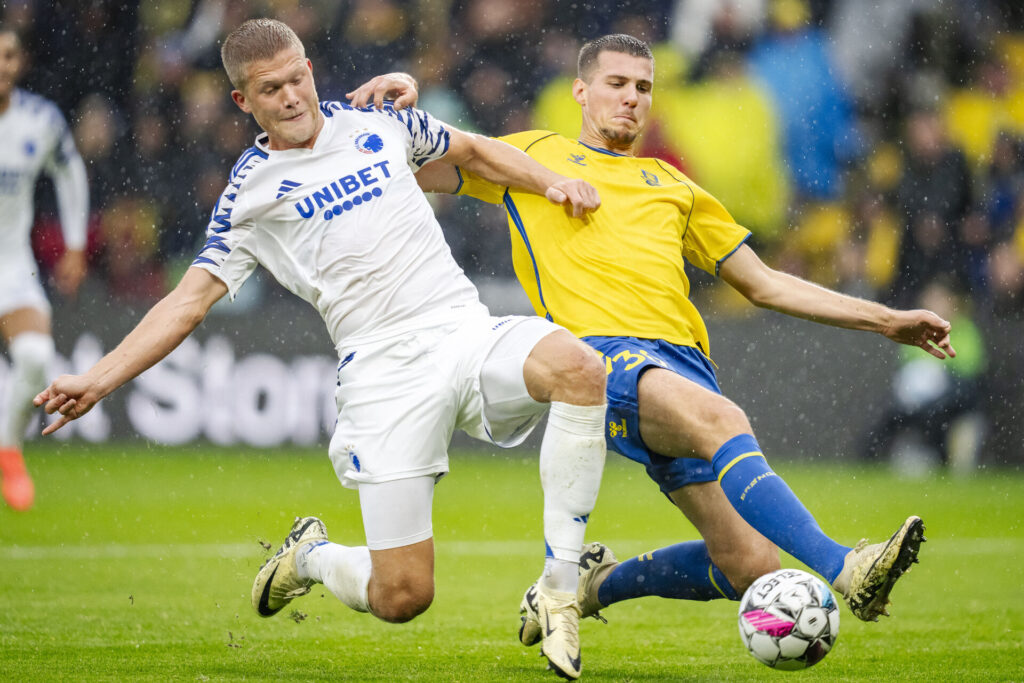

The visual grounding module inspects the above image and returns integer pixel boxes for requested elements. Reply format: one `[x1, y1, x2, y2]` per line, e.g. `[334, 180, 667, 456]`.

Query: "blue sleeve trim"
[715, 232, 752, 276]
[453, 167, 464, 194]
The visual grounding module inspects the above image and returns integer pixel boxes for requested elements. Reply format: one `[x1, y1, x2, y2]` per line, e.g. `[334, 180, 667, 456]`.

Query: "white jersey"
[0, 88, 89, 264]
[192, 101, 487, 350]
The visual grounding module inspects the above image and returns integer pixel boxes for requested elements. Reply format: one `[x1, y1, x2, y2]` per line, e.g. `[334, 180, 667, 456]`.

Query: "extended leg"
[587, 482, 779, 613]
[520, 329, 607, 680]
[1, 307, 54, 510]
[252, 476, 436, 623]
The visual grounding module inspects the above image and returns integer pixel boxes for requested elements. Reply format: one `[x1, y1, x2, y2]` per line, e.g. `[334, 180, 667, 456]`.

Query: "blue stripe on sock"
[712, 434, 850, 583]
[596, 541, 737, 605]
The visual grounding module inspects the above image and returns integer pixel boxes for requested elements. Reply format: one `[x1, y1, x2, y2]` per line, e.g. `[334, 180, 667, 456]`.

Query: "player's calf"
[708, 535, 780, 595]
[366, 539, 436, 623]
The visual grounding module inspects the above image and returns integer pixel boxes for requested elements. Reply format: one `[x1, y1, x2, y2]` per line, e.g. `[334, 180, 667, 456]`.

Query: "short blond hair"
[221, 18, 305, 90]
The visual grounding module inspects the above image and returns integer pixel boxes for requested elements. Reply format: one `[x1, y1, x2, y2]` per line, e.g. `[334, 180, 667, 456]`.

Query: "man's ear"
[231, 89, 250, 113]
[572, 78, 586, 107]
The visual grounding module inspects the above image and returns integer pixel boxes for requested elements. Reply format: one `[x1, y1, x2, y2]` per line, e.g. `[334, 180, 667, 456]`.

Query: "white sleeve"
[43, 109, 89, 250]
[191, 182, 259, 300]
[371, 103, 452, 169]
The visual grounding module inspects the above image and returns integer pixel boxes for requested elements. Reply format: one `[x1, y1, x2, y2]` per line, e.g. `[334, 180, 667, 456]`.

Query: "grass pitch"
[1, 443, 1022, 681]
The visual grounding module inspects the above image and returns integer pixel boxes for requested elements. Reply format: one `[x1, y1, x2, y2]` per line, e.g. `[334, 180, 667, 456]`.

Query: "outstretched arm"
[347, 72, 597, 213]
[443, 129, 600, 217]
[33, 267, 228, 434]
[719, 244, 955, 359]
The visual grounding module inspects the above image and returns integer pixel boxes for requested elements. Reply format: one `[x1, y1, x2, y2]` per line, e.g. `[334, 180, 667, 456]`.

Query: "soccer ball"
[738, 568, 839, 670]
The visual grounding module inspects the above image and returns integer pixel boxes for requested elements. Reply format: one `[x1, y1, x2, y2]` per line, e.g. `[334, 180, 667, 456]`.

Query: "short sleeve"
[191, 185, 258, 299]
[455, 167, 505, 204]
[680, 182, 752, 276]
[453, 131, 556, 204]
[364, 103, 451, 169]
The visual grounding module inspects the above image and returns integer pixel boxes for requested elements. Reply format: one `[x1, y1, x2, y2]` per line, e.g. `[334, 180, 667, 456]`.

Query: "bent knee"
[528, 333, 606, 405]
[547, 342, 605, 405]
[371, 581, 434, 623]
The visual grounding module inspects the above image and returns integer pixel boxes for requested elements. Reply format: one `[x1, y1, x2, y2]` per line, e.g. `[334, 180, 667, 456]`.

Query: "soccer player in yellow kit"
[350, 35, 953, 633]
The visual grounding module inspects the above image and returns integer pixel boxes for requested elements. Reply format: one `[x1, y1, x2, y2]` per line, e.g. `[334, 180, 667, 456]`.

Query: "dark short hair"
[577, 34, 653, 81]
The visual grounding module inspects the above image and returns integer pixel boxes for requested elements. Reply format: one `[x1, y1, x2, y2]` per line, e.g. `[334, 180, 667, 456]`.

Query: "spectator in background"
[864, 278, 987, 474]
[659, 47, 790, 242]
[747, 0, 862, 202]
[531, 31, 583, 138]
[944, 51, 1024, 169]
[323, 0, 408, 94]
[669, 0, 765, 61]
[72, 94, 124, 209]
[890, 106, 973, 308]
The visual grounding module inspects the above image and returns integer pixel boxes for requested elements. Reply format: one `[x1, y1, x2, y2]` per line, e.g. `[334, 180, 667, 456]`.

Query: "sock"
[296, 541, 371, 612]
[540, 401, 606, 573]
[712, 434, 850, 583]
[541, 557, 579, 594]
[1, 332, 54, 446]
[597, 541, 738, 605]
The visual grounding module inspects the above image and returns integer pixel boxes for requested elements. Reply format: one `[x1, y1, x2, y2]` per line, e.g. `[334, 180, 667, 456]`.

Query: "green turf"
[1, 444, 1022, 681]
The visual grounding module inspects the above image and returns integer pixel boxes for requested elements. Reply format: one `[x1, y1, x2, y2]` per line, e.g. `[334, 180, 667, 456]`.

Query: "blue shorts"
[583, 336, 721, 495]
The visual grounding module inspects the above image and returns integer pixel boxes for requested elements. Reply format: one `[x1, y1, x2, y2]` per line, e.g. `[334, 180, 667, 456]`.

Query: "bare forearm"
[86, 294, 207, 399]
[747, 270, 893, 333]
[456, 135, 561, 196]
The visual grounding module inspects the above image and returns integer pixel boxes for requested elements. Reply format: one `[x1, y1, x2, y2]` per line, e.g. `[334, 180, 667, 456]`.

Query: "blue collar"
[578, 140, 627, 157]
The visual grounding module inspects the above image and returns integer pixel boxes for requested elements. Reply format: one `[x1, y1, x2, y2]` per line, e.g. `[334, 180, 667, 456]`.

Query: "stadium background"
[3, 0, 1024, 466]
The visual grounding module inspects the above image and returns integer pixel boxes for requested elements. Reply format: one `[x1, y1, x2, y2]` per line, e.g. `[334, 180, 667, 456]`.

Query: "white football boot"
[832, 515, 925, 621]
[252, 516, 328, 617]
[535, 582, 583, 680]
[519, 542, 619, 648]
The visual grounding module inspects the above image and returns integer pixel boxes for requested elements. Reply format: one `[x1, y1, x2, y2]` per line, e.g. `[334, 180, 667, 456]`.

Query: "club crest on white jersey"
[192, 101, 485, 349]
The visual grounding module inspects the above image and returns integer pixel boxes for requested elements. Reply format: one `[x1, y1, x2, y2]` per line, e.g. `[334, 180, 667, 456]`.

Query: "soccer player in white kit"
[36, 19, 603, 679]
[0, 25, 88, 511]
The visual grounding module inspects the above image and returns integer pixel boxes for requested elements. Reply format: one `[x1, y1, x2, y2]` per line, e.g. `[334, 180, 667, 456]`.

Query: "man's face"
[231, 48, 321, 150]
[0, 32, 24, 101]
[574, 50, 653, 148]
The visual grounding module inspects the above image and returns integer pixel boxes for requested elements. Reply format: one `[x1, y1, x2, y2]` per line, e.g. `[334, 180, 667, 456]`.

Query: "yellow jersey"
[456, 131, 750, 353]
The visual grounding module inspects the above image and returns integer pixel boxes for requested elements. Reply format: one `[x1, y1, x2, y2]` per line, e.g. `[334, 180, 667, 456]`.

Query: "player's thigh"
[330, 336, 456, 487]
[637, 367, 751, 460]
[0, 257, 51, 344]
[459, 316, 561, 446]
[359, 476, 436, 604]
[0, 306, 50, 344]
[669, 481, 779, 590]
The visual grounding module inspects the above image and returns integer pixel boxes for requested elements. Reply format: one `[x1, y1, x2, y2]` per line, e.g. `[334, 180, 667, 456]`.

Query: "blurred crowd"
[7, 0, 1024, 322]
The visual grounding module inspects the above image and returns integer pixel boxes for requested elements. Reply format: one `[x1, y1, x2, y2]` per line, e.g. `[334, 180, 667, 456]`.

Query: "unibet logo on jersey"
[293, 160, 392, 220]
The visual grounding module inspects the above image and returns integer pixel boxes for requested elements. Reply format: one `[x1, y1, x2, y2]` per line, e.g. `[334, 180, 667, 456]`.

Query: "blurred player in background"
[35, 19, 604, 680]
[0, 24, 88, 511]
[357, 33, 951, 633]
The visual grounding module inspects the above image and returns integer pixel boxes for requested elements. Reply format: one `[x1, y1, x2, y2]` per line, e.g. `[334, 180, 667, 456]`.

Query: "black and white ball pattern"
[738, 568, 840, 670]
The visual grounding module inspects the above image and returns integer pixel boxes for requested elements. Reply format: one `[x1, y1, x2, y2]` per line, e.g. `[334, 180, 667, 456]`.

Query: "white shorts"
[331, 313, 562, 549]
[0, 255, 50, 318]
[329, 313, 561, 490]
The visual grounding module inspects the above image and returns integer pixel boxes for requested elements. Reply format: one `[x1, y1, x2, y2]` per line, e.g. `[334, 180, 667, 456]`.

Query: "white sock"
[540, 401, 607, 579]
[541, 558, 580, 594]
[296, 541, 371, 613]
[1, 332, 54, 447]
